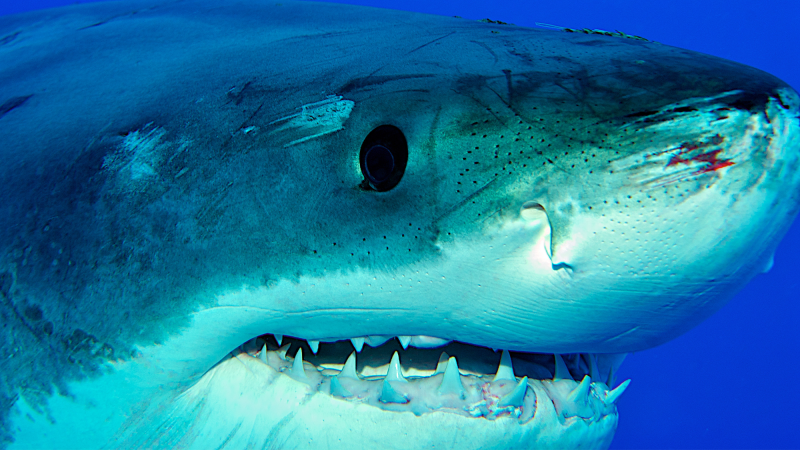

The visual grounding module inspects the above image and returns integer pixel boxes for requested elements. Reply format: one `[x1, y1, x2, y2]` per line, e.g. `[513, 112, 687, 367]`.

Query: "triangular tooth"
[274, 334, 283, 346]
[259, 344, 268, 363]
[330, 376, 353, 398]
[605, 379, 631, 405]
[351, 337, 365, 352]
[277, 343, 291, 361]
[292, 348, 309, 380]
[553, 354, 572, 379]
[380, 379, 408, 404]
[339, 352, 359, 379]
[567, 375, 592, 404]
[386, 351, 408, 383]
[308, 340, 320, 354]
[398, 336, 411, 349]
[498, 376, 528, 408]
[493, 350, 515, 382]
[434, 352, 450, 374]
[585, 353, 600, 381]
[437, 356, 465, 397]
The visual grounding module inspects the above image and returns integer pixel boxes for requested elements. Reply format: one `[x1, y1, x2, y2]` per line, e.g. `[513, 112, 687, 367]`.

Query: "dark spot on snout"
[24, 305, 43, 321]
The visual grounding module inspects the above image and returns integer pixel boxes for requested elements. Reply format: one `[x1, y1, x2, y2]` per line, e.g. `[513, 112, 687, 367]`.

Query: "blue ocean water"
[1, 0, 797, 448]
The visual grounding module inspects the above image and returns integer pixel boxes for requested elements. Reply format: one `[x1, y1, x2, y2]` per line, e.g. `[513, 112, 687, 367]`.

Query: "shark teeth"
[246, 334, 629, 421]
[330, 376, 353, 398]
[291, 348, 309, 381]
[386, 352, 407, 383]
[498, 376, 528, 408]
[604, 379, 631, 405]
[379, 351, 411, 404]
[553, 354, 571, 379]
[380, 379, 409, 404]
[585, 353, 600, 381]
[437, 356, 465, 397]
[277, 343, 291, 361]
[339, 352, 359, 379]
[350, 337, 365, 352]
[434, 352, 449, 374]
[567, 375, 592, 404]
[492, 350, 515, 382]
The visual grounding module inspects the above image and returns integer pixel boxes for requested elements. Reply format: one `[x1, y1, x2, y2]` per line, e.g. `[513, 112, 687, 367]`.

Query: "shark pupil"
[364, 145, 394, 183]
[359, 125, 408, 191]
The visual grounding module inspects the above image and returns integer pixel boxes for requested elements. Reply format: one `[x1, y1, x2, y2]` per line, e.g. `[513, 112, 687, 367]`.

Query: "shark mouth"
[233, 334, 630, 423]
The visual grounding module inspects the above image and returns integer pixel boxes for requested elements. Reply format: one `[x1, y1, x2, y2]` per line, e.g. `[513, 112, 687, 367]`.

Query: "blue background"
[1, 0, 798, 448]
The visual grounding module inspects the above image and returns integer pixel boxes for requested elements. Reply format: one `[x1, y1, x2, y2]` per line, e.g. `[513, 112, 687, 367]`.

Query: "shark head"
[1, 1, 798, 448]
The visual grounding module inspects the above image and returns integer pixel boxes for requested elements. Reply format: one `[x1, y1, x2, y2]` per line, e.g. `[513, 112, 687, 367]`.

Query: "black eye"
[359, 125, 408, 192]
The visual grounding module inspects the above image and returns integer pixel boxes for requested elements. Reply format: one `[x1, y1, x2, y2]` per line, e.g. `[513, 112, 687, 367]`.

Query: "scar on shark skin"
[0, 95, 32, 119]
[270, 95, 355, 147]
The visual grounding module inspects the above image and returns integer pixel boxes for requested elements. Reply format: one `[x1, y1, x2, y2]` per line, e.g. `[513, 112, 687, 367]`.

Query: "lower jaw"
[157, 333, 628, 449]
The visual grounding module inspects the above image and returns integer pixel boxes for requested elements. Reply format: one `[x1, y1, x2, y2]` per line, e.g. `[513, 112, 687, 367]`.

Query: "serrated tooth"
[308, 340, 320, 354]
[277, 343, 291, 361]
[493, 350, 515, 382]
[604, 379, 631, 405]
[380, 379, 408, 404]
[330, 376, 352, 398]
[437, 356, 465, 397]
[397, 336, 411, 349]
[568, 375, 592, 404]
[350, 337, 365, 352]
[259, 344, 268, 363]
[434, 352, 450, 375]
[339, 352, 359, 379]
[553, 354, 572, 380]
[498, 376, 528, 408]
[291, 348, 309, 380]
[386, 351, 407, 383]
[274, 334, 283, 346]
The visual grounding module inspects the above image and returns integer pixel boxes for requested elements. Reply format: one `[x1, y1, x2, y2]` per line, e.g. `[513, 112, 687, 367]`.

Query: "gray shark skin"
[0, 0, 798, 448]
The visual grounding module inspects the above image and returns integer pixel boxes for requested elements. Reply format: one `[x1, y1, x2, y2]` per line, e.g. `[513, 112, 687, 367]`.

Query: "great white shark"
[0, 0, 798, 448]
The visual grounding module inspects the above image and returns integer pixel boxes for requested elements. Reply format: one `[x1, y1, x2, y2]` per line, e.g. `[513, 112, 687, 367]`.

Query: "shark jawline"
[226, 333, 629, 422]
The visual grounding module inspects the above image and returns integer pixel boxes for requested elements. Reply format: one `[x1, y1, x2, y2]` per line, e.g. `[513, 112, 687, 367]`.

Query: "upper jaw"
[146, 84, 800, 381]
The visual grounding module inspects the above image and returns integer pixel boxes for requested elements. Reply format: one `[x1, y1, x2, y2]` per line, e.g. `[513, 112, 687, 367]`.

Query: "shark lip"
[231, 334, 629, 422]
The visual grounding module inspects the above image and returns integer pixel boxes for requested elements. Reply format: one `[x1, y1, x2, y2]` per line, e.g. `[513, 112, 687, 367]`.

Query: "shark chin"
[127, 338, 625, 449]
[1, 0, 799, 449]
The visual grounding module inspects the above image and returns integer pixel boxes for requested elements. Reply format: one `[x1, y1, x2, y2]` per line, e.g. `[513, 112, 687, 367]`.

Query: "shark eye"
[359, 125, 407, 192]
